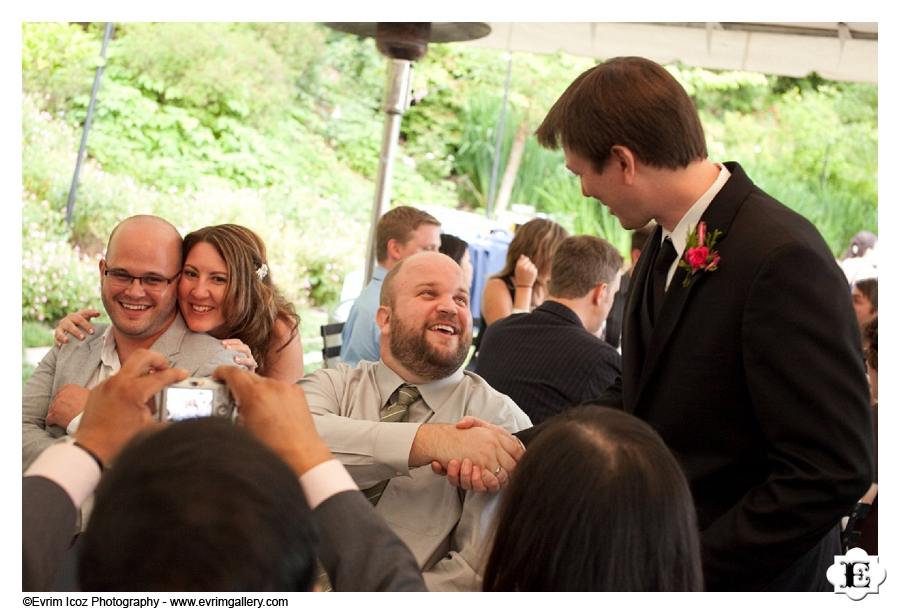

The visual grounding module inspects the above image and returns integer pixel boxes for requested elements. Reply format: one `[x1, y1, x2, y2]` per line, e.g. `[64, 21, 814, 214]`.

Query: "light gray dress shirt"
[301, 360, 532, 591]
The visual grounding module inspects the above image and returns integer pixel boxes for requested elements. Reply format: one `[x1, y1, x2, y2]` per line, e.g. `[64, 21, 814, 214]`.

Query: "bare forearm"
[408, 424, 452, 467]
[512, 286, 532, 311]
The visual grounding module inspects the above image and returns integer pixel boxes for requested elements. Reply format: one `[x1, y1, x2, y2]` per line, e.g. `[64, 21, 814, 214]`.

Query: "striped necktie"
[362, 384, 422, 506]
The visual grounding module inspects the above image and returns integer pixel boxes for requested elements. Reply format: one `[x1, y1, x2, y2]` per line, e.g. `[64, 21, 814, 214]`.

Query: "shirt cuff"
[299, 459, 359, 510]
[66, 412, 84, 435]
[374, 422, 420, 477]
[24, 442, 101, 508]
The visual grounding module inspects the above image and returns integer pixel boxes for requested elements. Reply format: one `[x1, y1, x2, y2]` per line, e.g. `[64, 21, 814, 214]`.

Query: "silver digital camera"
[157, 377, 235, 422]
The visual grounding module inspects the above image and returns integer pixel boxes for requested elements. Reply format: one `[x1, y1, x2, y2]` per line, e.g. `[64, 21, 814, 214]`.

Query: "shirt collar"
[537, 300, 583, 327]
[98, 325, 121, 372]
[664, 163, 731, 256]
[374, 359, 465, 410]
[373, 265, 388, 282]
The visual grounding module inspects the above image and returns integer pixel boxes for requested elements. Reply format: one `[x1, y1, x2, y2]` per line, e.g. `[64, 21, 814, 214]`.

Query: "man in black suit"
[475, 235, 622, 425]
[531, 56, 874, 591]
[23, 350, 424, 592]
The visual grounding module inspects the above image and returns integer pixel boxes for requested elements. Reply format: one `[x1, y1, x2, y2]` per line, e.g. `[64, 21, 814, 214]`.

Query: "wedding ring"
[493, 466, 501, 476]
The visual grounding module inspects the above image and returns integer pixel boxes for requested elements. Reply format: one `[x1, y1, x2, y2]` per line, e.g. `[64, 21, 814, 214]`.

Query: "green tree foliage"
[22, 22, 98, 112]
[21, 22, 877, 334]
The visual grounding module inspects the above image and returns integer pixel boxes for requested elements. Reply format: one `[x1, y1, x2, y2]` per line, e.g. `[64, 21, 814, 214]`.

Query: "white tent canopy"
[465, 22, 877, 83]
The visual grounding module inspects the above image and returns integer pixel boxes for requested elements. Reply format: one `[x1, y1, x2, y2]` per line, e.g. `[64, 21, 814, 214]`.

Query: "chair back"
[320, 322, 345, 368]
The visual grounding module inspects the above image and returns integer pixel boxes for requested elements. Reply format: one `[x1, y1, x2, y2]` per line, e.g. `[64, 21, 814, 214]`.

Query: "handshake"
[75, 350, 524, 491]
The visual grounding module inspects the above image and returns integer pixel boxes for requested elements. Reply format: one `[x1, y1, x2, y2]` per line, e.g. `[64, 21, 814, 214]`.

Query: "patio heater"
[324, 23, 491, 286]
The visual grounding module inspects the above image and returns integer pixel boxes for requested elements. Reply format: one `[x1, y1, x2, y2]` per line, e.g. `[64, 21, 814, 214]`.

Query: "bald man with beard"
[300, 252, 531, 591]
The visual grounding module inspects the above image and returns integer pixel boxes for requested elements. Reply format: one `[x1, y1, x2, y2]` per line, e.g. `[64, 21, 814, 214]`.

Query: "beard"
[389, 315, 472, 380]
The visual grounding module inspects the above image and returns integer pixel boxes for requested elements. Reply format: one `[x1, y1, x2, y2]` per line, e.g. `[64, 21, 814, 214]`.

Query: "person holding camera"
[24, 349, 424, 592]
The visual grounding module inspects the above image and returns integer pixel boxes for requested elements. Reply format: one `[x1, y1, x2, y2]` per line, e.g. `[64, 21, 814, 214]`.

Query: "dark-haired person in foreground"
[23, 349, 424, 592]
[527, 56, 873, 590]
[484, 406, 702, 591]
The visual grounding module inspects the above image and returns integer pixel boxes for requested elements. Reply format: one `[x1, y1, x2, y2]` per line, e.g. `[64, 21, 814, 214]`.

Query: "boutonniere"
[678, 222, 721, 288]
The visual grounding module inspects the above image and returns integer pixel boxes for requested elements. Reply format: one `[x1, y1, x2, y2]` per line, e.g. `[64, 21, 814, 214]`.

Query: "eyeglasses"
[103, 268, 181, 290]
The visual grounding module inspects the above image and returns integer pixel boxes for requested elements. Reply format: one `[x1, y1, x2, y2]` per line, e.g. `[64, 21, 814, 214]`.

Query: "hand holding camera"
[77, 349, 188, 466]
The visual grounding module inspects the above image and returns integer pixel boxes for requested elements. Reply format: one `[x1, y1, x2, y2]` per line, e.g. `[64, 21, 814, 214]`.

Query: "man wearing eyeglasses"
[23, 215, 239, 471]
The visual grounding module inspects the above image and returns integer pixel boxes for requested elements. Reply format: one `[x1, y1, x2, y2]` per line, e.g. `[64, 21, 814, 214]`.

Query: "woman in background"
[851, 277, 878, 333]
[481, 218, 568, 325]
[467, 218, 567, 369]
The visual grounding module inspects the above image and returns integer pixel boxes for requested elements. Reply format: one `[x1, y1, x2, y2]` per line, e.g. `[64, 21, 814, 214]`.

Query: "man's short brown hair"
[549, 236, 623, 299]
[376, 206, 440, 262]
[536, 57, 707, 172]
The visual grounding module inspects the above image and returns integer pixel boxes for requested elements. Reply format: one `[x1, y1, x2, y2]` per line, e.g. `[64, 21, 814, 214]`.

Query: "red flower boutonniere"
[678, 222, 722, 288]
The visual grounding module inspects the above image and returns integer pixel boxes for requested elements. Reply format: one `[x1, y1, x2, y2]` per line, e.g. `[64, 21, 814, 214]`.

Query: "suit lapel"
[150, 313, 189, 363]
[632, 162, 755, 410]
[622, 225, 663, 410]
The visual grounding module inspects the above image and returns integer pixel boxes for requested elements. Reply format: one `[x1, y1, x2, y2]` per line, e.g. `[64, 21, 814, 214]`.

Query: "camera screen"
[165, 387, 214, 421]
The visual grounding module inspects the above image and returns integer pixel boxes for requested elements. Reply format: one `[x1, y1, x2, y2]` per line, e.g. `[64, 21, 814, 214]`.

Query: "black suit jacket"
[476, 301, 621, 425]
[613, 162, 873, 590]
[603, 270, 631, 349]
[23, 476, 425, 592]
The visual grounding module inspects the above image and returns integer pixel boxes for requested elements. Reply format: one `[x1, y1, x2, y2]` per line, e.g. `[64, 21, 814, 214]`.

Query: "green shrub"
[22, 22, 99, 111]
[108, 23, 293, 130]
[23, 320, 56, 348]
[22, 196, 99, 323]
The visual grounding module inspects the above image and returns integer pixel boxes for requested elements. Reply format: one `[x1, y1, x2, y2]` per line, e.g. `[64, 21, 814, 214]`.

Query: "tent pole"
[363, 58, 412, 287]
[486, 53, 513, 219]
[66, 22, 114, 226]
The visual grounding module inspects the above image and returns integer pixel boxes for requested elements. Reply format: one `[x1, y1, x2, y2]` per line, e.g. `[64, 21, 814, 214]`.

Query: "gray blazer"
[22, 313, 238, 470]
[22, 476, 425, 592]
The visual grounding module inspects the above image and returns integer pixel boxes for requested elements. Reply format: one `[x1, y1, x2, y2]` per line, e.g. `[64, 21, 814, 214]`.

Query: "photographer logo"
[826, 548, 886, 600]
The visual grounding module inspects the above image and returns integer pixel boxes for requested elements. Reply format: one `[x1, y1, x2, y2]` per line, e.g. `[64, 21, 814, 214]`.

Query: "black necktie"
[651, 237, 677, 325]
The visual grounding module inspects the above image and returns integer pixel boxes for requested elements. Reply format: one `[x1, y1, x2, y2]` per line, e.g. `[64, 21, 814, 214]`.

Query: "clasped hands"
[412, 418, 525, 493]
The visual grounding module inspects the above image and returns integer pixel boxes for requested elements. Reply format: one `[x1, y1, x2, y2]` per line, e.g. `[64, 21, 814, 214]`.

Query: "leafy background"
[21, 22, 878, 372]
